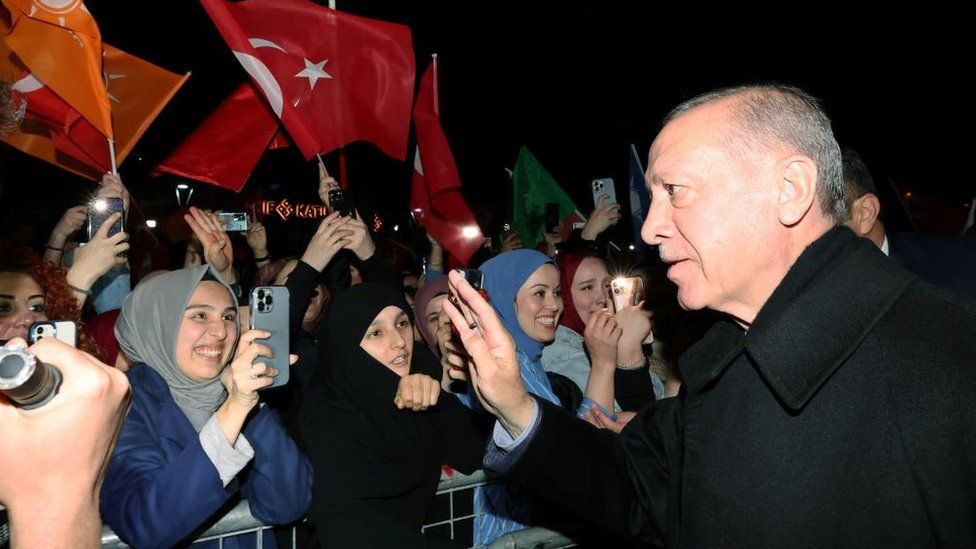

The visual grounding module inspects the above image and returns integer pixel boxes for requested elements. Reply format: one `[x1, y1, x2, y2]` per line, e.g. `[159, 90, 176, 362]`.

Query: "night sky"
[1, 2, 971, 255]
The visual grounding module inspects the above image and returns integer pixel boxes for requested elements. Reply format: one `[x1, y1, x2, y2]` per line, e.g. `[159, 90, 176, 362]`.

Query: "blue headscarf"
[480, 249, 557, 362]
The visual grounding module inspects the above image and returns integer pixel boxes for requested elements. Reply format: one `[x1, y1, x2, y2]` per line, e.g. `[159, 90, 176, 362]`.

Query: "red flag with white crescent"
[199, 0, 414, 161]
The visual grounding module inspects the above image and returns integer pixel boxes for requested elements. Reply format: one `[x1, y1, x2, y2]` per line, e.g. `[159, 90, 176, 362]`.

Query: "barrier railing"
[96, 470, 573, 548]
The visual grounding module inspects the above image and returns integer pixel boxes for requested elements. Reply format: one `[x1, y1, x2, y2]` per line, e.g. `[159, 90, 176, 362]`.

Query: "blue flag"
[628, 144, 652, 263]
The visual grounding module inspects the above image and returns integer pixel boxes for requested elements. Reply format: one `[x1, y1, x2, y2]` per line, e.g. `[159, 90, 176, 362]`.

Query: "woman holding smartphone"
[541, 251, 659, 414]
[298, 283, 484, 548]
[101, 265, 311, 548]
[448, 249, 620, 546]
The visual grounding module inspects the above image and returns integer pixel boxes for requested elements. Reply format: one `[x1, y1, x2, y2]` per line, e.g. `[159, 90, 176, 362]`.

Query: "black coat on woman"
[298, 283, 487, 548]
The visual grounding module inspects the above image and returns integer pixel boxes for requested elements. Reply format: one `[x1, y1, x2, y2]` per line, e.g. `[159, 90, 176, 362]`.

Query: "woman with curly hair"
[0, 245, 103, 359]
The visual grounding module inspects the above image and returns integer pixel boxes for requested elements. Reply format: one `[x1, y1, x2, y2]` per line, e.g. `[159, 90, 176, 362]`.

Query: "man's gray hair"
[665, 84, 846, 223]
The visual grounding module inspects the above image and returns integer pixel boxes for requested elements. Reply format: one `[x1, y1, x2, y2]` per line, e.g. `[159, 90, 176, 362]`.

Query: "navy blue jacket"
[100, 363, 312, 548]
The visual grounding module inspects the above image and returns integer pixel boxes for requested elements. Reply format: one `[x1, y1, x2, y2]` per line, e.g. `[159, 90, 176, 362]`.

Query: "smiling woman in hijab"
[541, 251, 660, 413]
[453, 249, 620, 547]
[298, 282, 485, 549]
[100, 266, 312, 549]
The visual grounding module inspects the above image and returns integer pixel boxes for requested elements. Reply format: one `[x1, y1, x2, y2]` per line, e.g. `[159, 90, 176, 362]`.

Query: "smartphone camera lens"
[265, 295, 273, 305]
[36, 326, 44, 333]
[257, 290, 266, 299]
[257, 303, 266, 312]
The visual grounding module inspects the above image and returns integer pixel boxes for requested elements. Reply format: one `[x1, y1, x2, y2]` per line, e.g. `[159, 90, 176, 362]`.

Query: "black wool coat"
[498, 227, 976, 548]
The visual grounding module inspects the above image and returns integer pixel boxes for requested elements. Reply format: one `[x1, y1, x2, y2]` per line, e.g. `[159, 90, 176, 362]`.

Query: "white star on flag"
[295, 58, 333, 90]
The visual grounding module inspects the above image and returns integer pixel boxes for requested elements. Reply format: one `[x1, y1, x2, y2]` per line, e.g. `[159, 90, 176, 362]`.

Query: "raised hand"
[97, 173, 131, 220]
[244, 220, 269, 260]
[394, 373, 441, 411]
[437, 305, 471, 387]
[583, 309, 621, 370]
[301, 212, 353, 271]
[443, 269, 535, 437]
[67, 212, 129, 305]
[0, 337, 129, 547]
[615, 300, 653, 352]
[223, 329, 278, 408]
[341, 212, 376, 261]
[49, 205, 88, 244]
[317, 162, 340, 208]
[581, 194, 622, 241]
[184, 207, 235, 283]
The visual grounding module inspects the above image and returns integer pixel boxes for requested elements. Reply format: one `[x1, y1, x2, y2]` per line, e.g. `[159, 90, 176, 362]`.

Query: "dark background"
[1, 2, 972, 257]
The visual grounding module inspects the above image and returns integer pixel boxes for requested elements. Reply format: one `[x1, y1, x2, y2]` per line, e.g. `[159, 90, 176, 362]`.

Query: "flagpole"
[108, 137, 118, 175]
[326, 0, 346, 189]
[316, 152, 327, 175]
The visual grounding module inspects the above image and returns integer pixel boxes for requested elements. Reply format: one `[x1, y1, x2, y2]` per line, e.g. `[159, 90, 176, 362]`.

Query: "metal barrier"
[97, 470, 574, 548]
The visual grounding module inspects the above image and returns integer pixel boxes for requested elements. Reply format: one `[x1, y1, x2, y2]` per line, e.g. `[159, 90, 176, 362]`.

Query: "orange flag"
[1, 36, 188, 179]
[1, 0, 112, 137]
[102, 44, 189, 165]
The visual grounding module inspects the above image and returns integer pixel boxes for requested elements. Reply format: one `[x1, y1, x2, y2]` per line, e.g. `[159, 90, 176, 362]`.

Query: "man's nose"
[641, 191, 674, 246]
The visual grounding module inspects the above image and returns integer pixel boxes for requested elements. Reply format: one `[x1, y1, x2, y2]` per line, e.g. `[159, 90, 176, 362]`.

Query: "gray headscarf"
[115, 265, 239, 431]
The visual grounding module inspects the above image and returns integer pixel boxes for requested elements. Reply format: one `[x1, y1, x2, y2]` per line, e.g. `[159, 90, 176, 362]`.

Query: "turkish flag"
[411, 56, 484, 266]
[1, 0, 112, 137]
[200, 0, 414, 161]
[154, 82, 280, 192]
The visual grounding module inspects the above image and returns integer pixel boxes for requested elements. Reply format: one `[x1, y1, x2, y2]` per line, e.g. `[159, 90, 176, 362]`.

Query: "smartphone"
[591, 178, 618, 210]
[28, 320, 77, 348]
[450, 269, 487, 337]
[544, 202, 560, 233]
[87, 197, 125, 241]
[249, 286, 291, 389]
[458, 269, 484, 293]
[217, 212, 249, 232]
[328, 189, 356, 218]
[610, 276, 644, 313]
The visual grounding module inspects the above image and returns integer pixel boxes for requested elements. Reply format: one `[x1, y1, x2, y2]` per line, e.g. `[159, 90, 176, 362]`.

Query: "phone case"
[218, 212, 249, 232]
[591, 178, 618, 209]
[611, 276, 644, 313]
[28, 320, 77, 348]
[249, 286, 291, 389]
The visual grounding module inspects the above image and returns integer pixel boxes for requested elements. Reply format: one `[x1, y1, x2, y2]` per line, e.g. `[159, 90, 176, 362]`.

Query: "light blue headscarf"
[480, 249, 557, 362]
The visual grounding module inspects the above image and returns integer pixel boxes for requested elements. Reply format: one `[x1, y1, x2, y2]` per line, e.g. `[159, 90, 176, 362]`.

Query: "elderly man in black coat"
[441, 85, 976, 548]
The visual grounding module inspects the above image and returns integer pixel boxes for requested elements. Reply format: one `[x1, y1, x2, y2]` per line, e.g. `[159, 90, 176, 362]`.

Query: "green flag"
[511, 146, 580, 249]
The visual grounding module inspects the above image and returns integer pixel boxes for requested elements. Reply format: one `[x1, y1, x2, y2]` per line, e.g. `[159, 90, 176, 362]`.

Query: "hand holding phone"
[328, 189, 356, 218]
[249, 286, 291, 389]
[87, 197, 125, 241]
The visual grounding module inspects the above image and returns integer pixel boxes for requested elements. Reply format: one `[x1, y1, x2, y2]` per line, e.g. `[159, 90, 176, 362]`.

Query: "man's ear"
[776, 155, 819, 226]
[848, 193, 881, 236]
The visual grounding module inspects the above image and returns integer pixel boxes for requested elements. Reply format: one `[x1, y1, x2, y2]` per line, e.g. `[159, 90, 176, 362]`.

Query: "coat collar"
[681, 227, 915, 412]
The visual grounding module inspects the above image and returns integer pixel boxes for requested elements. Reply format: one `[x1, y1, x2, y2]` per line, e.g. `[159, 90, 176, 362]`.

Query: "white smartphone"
[28, 320, 77, 348]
